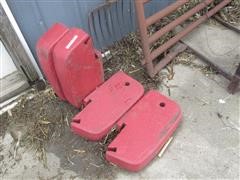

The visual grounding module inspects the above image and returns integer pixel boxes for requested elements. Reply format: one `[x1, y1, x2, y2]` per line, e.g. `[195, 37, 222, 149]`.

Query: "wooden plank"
[0, 4, 39, 82]
[0, 71, 29, 103]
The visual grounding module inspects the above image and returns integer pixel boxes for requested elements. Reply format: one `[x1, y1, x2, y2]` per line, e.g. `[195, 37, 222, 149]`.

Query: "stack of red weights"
[36, 23, 104, 108]
[36, 24, 182, 172]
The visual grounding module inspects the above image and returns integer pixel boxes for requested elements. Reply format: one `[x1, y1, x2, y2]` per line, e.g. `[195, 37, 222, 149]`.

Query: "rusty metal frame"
[227, 64, 240, 94]
[187, 46, 240, 94]
[134, 0, 231, 77]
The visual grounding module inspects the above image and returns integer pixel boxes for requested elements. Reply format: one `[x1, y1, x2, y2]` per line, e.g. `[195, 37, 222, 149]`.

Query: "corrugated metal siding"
[7, 0, 175, 60]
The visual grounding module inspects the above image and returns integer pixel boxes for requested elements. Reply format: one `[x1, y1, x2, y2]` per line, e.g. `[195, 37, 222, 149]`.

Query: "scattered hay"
[105, 32, 163, 90]
[218, 0, 240, 25]
[5, 88, 78, 164]
[174, 51, 218, 75]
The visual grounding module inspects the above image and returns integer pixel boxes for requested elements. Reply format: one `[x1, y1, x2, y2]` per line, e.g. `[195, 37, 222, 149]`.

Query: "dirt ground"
[0, 88, 118, 179]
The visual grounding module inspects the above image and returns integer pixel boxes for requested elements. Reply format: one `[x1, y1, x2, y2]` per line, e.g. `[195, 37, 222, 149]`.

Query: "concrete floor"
[1, 62, 239, 179]
[1, 22, 240, 179]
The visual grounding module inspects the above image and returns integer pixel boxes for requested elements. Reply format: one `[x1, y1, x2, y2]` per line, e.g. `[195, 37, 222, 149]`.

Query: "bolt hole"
[84, 37, 90, 44]
[107, 147, 117, 152]
[119, 123, 126, 131]
[159, 102, 165, 107]
[84, 99, 92, 106]
[125, 82, 130, 86]
[73, 119, 81, 124]
[94, 53, 98, 59]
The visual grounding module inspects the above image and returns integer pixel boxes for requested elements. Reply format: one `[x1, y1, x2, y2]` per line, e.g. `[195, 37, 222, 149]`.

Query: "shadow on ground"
[47, 127, 117, 179]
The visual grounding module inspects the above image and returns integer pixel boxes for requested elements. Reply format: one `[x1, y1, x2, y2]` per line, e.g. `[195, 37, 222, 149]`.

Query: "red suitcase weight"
[106, 90, 182, 171]
[36, 23, 69, 100]
[71, 71, 144, 140]
[53, 28, 104, 108]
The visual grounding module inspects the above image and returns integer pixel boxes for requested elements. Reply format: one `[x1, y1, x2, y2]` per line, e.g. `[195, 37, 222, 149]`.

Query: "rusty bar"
[149, 0, 213, 45]
[135, 0, 154, 76]
[187, 46, 232, 80]
[228, 64, 240, 94]
[206, 1, 230, 17]
[146, 0, 189, 27]
[150, 0, 231, 62]
[153, 43, 187, 76]
[190, 45, 239, 94]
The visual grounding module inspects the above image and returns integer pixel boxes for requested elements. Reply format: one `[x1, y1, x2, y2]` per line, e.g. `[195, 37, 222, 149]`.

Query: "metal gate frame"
[134, 0, 231, 77]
